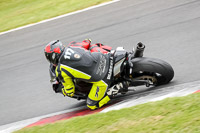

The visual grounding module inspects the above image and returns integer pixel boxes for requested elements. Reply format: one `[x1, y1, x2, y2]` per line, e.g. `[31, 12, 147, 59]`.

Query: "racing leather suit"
[52, 40, 113, 110]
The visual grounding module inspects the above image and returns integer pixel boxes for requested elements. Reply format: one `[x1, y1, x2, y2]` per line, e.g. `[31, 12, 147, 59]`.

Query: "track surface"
[1, 0, 200, 126]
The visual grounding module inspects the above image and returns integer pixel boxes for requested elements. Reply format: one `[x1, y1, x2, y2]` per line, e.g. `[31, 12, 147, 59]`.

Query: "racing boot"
[107, 81, 129, 97]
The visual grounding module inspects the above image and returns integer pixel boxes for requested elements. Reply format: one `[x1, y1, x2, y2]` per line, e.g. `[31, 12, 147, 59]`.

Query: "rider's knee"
[86, 97, 98, 110]
[86, 95, 111, 110]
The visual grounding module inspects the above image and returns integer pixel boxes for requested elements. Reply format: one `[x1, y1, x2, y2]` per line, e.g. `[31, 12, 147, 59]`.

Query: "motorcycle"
[50, 43, 174, 100]
[67, 42, 174, 100]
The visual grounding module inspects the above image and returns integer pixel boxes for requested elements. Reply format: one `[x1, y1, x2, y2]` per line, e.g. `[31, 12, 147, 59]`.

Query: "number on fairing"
[64, 48, 74, 59]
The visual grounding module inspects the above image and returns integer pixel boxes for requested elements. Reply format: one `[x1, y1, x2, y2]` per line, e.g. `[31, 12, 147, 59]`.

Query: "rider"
[44, 39, 128, 110]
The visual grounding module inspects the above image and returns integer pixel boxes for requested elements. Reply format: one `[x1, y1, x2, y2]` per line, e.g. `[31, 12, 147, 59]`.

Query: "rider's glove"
[53, 82, 63, 93]
[62, 87, 75, 97]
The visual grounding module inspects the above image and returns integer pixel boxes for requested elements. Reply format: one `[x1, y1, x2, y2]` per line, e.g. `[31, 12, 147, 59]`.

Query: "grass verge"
[0, 0, 110, 32]
[15, 93, 200, 133]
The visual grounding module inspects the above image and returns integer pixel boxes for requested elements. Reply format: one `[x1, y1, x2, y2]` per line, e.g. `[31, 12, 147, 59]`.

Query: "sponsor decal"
[96, 55, 106, 76]
[107, 56, 113, 79]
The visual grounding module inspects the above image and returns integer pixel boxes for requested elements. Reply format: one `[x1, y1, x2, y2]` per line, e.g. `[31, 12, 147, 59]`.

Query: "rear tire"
[131, 57, 174, 85]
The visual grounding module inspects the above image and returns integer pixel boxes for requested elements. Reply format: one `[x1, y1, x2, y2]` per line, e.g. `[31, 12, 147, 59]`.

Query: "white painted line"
[0, 0, 120, 36]
[0, 106, 85, 133]
[101, 80, 200, 113]
[0, 118, 39, 133]
[150, 85, 200, 102]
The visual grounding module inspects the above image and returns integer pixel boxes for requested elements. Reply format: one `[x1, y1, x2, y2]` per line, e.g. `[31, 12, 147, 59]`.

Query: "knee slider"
[87, 97, 98, 110]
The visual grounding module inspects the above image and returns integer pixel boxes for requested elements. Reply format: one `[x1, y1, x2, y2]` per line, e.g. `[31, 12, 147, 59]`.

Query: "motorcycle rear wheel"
[131, 57, 174, 85]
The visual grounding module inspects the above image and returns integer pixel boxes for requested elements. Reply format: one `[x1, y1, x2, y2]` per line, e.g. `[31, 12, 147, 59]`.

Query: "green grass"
[0, 0, 110, 32]
[15, 93, 200, 133]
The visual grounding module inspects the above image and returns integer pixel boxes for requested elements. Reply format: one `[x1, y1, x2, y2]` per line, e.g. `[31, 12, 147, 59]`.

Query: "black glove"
[52, 82, 63, 93]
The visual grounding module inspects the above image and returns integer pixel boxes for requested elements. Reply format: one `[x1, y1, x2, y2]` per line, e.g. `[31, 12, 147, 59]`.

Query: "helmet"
[44, 40, 64, 65]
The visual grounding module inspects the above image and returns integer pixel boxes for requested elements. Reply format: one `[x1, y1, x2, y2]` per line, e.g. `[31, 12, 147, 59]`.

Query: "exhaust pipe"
[133, 42, 145, 58]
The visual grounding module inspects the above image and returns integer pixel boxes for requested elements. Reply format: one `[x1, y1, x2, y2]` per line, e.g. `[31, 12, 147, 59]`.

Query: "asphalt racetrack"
[1, 0, 200, 126]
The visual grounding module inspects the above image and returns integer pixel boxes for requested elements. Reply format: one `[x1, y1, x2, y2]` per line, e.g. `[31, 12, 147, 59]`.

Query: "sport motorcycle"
[51, 42, 174, 100]
[70, 42, 174, 100]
